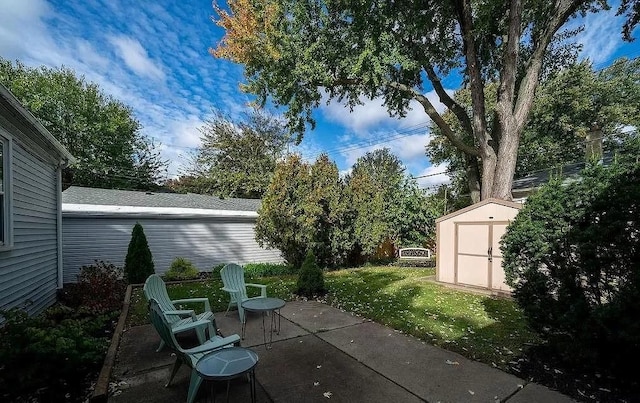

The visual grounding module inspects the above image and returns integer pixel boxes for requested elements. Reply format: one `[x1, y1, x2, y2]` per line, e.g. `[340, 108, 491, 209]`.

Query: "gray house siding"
[62, 216, 283, 283]
[0, 138, 59, 315]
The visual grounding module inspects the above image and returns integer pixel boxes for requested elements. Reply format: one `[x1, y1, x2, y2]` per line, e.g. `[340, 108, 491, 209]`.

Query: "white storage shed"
[61, 186, 283, 283]
[435, 198, 522, 294]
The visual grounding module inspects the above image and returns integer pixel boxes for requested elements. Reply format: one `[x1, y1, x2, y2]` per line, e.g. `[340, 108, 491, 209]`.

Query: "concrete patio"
[109, 301, 575, 402]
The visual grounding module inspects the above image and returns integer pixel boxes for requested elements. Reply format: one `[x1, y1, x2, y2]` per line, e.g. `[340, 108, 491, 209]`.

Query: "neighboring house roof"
[0, 84, 75, 165]
[62, 186, 262, 218]
[511, 152, 614, 197]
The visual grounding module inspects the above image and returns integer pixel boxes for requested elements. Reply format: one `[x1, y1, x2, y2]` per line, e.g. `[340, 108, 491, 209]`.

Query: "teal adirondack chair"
[148, 299, 241, 403]
[144, 274, 215, 351]
[220, 264, 267, 322]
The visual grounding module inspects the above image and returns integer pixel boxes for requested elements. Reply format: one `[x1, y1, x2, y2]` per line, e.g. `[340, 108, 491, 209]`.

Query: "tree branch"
[453, 0, 489, 143]
[424, 65, 474, 137]
[388, 81, 481, 157]
[514, 0, 584, 130]
[497, 0, 523, 109]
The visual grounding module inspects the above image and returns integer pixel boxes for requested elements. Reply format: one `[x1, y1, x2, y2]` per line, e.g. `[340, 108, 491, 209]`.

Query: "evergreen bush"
[164, 257, 199, 281]
[124, 223, 154, 284]
[296, 251, 326, 297]
[502, 144, 640, 375]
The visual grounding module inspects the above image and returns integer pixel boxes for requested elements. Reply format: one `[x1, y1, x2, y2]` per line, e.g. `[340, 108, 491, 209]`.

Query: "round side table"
[241, 298, 286, 349]
[195, 347, 259, 403]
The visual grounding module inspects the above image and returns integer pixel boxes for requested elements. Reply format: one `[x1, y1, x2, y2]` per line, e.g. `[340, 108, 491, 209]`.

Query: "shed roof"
[435, 198, 522, 223]
[0, 84, 75, 165]
[62, 186, 262, 212]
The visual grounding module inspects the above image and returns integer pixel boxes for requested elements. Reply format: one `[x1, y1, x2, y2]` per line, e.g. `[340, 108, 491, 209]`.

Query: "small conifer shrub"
[124, 223, 154, 284]
[296, 250, 326, 297]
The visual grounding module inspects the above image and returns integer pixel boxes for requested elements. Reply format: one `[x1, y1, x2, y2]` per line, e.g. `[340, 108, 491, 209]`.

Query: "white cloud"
[320, 89, 453, 134]
[571, 8, 627, 66]
[108, 35, 165, 80]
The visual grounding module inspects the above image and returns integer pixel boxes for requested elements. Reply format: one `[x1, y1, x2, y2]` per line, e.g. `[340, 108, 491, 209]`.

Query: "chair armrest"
[186, 334, 242, 354]
[163, 309, 197, 321]
[172, 298, 211, 312]
[246, 283, 267, 297]
[171, 319, 211, 333]
[221, 287, 240, 293]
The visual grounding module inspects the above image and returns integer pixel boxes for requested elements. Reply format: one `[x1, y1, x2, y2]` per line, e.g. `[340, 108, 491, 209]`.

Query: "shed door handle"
[488, 246, 493, 262]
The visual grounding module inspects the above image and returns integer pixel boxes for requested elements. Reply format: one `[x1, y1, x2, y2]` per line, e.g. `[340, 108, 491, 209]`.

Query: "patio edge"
[91, 284, 134, 403]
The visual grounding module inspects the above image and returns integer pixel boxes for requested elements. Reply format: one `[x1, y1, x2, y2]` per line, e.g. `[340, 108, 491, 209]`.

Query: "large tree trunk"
[490, 117, 520, 200]
[465, 154, 481, 203]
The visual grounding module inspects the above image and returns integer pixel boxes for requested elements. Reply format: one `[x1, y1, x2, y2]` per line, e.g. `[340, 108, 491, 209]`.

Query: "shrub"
[164, 257, 199, 281]
[59, 261, 126, 314]
[296, 251, 326, 297]
[0, 306, 113, 402]
[502, 153, 640, 375]
[124, 222, 155, 284]
[244, 262, 296, 277]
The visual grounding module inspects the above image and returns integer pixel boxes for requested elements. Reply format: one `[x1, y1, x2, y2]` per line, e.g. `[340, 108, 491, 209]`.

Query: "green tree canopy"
[346, 148, 435, 255]
[174, 109, 291, 198]
[0, 58, 166, 189]
[427, 58, 640, 200]
[255, 154, 348, 267]
[213, 0, 636, 201]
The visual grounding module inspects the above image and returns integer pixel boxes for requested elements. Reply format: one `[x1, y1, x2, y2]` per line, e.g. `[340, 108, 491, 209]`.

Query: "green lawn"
[129, 266, 538, 372]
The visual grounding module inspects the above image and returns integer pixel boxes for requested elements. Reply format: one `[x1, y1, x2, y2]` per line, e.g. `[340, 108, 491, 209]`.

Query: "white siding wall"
[62, 216, 283, 283]
[0, 139, 58, 315]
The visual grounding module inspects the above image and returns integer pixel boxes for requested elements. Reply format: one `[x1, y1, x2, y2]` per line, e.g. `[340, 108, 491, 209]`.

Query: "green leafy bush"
[244, 262, 296, 277]
[502, 150, 640, 374]
[164, 257, 200, 281]
[296, 251, 326, 297]
[124, 222, 155, 284]
[0, 306, 114, 402]
[59, 261, 126, 314]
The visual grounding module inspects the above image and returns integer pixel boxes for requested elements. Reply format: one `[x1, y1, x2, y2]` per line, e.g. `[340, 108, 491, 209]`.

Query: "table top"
[196, 347, 259, 380]
[241, 297, 286, 312]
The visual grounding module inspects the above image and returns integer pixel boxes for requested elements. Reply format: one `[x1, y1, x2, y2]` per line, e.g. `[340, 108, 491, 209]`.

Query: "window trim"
[0, 129, 13, 251]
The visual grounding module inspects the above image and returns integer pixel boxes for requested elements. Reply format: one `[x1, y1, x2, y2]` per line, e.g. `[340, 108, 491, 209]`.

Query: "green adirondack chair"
[144, 274, 215, 351]
[148, 299, 241, 403]
[220, 264, 267, 322]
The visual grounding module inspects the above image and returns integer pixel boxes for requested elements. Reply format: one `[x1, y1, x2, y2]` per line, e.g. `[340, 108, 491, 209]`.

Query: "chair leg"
[187, 368, 203, 403]
[156, 339, 166, 353]
[238, 305, 245, 323]
[166, 358, 182, 387]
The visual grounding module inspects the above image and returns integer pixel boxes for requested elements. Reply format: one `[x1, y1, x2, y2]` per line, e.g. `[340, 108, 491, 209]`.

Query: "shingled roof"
[62, 186, 261, 212]
[512, 152, 614, 197]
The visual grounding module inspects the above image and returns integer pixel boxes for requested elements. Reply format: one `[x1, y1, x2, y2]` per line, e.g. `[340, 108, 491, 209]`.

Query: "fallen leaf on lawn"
[317, 365, 322, 369]
[314, 382, 320, 386]
[445, 360, 459, 365]
[323, 391, 332, 398]
[468, 390, 475, 395]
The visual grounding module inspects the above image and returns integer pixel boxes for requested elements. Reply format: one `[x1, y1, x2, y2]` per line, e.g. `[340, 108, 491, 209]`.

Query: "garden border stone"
[91, 284, 133, 403]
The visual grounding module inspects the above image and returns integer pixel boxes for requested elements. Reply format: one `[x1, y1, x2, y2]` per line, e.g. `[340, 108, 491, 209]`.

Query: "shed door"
[455, 222, 511, 290]
[456, 224, 490, 288]
[490, 223, 511, 291]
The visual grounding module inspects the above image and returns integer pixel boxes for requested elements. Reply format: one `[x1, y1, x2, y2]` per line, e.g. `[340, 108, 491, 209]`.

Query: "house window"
[0, 133, 11, 248]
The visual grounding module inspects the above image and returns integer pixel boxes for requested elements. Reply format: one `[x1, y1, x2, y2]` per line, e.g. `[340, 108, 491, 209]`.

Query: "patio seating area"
[110, 301, 574, 402]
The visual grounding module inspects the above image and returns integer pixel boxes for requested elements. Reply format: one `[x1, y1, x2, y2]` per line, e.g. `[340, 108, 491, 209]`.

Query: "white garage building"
[61, 186, 282, 283]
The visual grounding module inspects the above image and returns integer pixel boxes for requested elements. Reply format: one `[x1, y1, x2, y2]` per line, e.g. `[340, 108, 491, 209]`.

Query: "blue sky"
[0, 0, 638, 189]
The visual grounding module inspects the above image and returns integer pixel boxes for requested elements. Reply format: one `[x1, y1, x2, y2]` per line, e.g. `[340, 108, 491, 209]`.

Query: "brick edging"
[91, 284, 134, 403]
